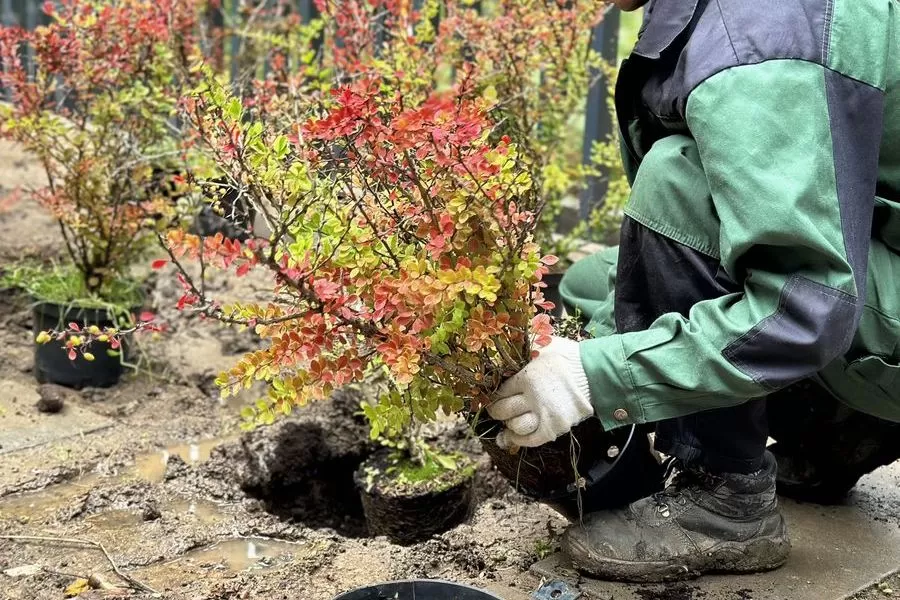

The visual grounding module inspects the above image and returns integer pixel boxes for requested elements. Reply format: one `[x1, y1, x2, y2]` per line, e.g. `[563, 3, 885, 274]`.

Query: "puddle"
[85, 508, 144, 529]
[0, 474, 100, 522]
[134, 437, 234, 483]
[0, 437, 233, 523]
[82, 499, 226, 530]
[175, 537, 308, 572]
[168, 498, 227, 524]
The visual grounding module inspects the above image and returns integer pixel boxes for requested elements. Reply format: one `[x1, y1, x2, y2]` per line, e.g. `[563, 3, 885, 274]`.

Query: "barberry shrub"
[0, 0, 197, 301]
[161, 64, 557, 436]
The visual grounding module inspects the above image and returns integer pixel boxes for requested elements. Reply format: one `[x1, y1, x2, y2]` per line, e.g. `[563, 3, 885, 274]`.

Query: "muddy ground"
[0, 139, 897, 600]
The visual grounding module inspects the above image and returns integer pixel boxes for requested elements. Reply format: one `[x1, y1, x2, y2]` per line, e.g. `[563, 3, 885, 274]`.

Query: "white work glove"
[487, 336, 594, 449]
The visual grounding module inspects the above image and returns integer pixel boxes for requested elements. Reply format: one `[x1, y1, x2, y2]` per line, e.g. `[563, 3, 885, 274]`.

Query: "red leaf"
[67, 349, 77, 361]
[68, 323, 81, 332]
[151, 259, 168, 270]
[139, 311, 155, 322]
[236, 262, 251, 277]
[541, 255, 560, 266]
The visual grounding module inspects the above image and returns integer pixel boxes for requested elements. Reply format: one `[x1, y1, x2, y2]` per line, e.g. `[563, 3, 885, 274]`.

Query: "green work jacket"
[580, 0, 900, 428]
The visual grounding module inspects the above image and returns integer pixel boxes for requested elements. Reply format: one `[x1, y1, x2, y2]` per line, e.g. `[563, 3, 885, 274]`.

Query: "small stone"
[163, 455, 190, 481]
[142, 500, 162, 521]
[36, 384, 68, 413]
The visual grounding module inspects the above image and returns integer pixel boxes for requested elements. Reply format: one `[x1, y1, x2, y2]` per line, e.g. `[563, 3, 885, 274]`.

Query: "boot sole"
[564, 524, 791, 583]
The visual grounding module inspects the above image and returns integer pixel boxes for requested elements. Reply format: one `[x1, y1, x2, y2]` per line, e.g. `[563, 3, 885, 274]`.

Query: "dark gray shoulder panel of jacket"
[640, 0, 831, 120]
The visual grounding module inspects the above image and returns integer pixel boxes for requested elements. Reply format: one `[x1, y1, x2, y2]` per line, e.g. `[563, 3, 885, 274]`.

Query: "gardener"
[487, 0, 900, 582]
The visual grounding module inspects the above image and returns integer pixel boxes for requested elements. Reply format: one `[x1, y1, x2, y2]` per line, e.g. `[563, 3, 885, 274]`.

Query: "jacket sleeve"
[580, 60, 885, 430]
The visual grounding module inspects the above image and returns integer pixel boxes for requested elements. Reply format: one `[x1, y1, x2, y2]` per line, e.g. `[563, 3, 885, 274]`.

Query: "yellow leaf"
[65, 578, 90, 597]
[482, 85, 498, 105]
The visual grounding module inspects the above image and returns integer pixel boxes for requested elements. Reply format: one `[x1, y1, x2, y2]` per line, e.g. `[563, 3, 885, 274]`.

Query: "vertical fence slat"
[297, 0, 313, 22]
[580, 6, 620, 219]
[229, 0, 240, 88]
[1, 0, 14, 26]
[23, 0, 36, 78]
[0, 0, 11, 100]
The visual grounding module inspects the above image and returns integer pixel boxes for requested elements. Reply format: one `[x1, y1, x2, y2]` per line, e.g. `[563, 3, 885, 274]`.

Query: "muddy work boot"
[561, 451, 789, 582]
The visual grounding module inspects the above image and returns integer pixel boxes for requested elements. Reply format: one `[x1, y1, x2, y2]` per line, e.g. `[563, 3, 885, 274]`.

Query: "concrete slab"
[532, 462, 900, 600]
[0, 380, 113, 454]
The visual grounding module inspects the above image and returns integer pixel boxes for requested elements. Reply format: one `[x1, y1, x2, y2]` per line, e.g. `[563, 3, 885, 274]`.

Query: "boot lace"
[651, 457, 720, 517]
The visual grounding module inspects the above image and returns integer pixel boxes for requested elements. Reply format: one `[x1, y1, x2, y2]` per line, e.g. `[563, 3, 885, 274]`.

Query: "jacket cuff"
[579, 335, 644, 431]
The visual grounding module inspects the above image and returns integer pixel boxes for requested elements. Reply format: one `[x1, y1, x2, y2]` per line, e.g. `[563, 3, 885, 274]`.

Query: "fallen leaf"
[64, 578, 90, 597]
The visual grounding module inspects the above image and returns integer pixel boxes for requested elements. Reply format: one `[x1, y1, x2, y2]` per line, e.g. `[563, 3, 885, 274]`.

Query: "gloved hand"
[487, 336, 594, 449]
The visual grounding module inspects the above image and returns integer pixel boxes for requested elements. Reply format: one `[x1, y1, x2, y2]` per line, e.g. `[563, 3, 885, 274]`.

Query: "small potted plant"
[0, 0, 196, 387]
[354, 412, 477, 544]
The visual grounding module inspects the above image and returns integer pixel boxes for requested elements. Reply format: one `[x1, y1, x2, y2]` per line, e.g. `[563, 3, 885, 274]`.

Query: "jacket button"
[613, 408, 629, 422]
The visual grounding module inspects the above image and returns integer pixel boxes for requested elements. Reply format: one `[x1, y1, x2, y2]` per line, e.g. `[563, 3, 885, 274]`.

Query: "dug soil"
[0, 140, 565, 600]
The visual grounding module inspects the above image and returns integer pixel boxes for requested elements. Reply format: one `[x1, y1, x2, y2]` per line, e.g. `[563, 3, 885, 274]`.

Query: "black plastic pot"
[541, 271, 565, 320]
[333, 580, 502, 600]
[475, 416, 663, 521]
[354, 452, 475, 545]
[32, 302, 135, 389]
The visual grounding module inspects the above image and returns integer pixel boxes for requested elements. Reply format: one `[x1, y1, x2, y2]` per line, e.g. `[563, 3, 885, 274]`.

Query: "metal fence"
[0, 0, 620, 216]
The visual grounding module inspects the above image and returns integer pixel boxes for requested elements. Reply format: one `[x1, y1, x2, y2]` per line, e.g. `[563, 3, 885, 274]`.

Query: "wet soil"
[0, 140, 563, 600]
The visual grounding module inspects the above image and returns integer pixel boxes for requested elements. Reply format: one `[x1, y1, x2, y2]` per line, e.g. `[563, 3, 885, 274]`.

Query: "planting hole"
[240, 420, 369, 538]
[551, 591, 562, 599]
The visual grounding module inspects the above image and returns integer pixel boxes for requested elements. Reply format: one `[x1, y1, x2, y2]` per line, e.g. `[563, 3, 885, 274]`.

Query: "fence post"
[579, 6, 620, 220]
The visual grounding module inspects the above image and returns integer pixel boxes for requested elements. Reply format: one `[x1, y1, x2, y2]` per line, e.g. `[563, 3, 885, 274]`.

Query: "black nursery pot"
[32, 302, 134, 389]
[475, 416, 663, 521]
[334, 580, 502, 600]
[354, 452, 475, 545]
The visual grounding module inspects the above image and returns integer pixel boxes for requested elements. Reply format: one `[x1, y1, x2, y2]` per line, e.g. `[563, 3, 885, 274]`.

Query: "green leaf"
[434, 453, 458, 471]
[225, 98, 242, 122]
[273, 135, 289, 159]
